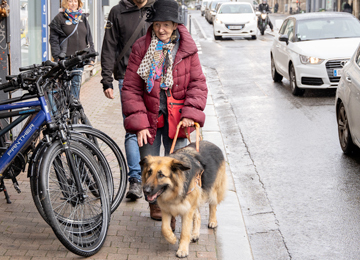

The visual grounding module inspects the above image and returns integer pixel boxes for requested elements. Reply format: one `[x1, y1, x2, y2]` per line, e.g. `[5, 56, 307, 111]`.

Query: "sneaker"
[126, 178, 143, 200]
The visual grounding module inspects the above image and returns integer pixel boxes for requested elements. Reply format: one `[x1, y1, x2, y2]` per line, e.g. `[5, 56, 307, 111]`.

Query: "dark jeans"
[119, 79, 142, 182]
[70, 67, 84, 99]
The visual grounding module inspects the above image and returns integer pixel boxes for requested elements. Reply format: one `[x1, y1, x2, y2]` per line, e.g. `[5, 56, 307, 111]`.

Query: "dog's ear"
[139, 156, 152, 168]
[171, 159, 191, 172]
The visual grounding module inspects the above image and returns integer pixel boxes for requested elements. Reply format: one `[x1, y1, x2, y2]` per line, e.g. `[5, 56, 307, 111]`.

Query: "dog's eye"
[158, 171, 165, 178]
[146, 169, 152, 177]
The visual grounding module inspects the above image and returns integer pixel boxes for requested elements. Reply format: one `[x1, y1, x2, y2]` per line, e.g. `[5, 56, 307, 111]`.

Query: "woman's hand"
[137, 129, 152, 147]
[181, 118, 195, 128]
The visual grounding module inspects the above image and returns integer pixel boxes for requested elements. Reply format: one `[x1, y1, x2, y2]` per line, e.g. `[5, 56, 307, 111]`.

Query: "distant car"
[336, 44, 360, 154]
[213, 2, 258, 40]
[195, 3, 201, 10]
[205, 0, 225, 24]
[252, 0, 259, 10]
[201, 1, 208, 16]
[270, 12, 360, 96]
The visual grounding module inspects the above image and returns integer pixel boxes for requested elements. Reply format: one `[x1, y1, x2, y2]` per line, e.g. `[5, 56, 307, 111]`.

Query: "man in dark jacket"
[101, 0, 155, 201]
[258, 0, 274, 31]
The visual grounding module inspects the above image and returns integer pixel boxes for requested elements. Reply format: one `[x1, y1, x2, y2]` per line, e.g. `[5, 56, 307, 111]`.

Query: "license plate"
[228, 25, 242, 29]
[334, 69, 343, 77]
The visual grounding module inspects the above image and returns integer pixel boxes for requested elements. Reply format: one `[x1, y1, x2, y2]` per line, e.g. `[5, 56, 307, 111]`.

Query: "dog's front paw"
[176, 248, 189, 258]
[164, 232, 177, 244]
[208, 221, 218, 229]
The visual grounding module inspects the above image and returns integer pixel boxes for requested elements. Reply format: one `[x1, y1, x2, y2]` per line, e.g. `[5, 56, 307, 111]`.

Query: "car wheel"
[214, 35, 222, 40]
[337, 102, 357, 154]
[289, 64, 305, 96]
[271, 56, 283, 82]
[251, 35, 257, 40]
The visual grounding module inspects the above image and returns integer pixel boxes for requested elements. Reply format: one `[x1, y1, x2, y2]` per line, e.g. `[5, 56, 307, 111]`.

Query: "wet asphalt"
[191, 10, 360, 260]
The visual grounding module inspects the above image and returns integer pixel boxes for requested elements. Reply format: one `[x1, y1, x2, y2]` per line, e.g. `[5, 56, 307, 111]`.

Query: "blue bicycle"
[0, 52, 111, 257]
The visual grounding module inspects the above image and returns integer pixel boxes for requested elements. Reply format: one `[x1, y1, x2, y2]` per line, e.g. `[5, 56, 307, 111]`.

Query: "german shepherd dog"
[140, 140, 227, 258]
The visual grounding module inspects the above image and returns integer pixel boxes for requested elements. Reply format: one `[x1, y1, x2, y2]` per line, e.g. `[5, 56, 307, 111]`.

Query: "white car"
[213, 2, 258, 40]
[336, 44, 360, 154]
[201, 1, 208, 16]
[271, 12, 360, 96]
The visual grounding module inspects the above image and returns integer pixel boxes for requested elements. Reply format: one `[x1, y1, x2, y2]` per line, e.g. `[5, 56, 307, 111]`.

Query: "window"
[284, 19, 295, 41]
[356, 47, 360, 68]
[20, 0, 42, 66]
[279, 20, 288, 34]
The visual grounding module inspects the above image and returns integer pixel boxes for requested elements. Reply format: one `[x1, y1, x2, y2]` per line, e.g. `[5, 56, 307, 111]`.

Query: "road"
[190, 10, 360, 260]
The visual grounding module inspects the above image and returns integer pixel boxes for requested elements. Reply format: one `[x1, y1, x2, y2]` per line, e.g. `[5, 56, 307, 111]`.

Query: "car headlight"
[299, 54, 324, 65]
[215, 17, 223, 24]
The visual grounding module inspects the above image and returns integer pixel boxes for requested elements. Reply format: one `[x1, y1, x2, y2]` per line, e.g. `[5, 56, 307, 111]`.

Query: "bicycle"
[0, 52, 111, 256]
[25, 50, 127, 215]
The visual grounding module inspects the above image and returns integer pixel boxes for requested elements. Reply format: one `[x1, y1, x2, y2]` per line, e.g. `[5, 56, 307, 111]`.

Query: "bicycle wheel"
[29, 140, 50, 224]
[30, 135, 114, 224]
[70, 125, 128, 213]
[39, 140, 110, 257]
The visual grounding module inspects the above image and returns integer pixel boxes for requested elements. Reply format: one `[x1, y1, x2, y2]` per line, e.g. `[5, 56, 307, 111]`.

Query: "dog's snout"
[143, 185, 152, 195]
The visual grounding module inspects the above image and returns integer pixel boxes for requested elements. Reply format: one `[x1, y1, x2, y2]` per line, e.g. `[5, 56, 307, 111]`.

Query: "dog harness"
[187, 170, 203, 194]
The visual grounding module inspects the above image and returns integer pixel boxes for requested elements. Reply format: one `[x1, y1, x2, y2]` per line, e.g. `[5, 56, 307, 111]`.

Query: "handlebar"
[19, 60, 58, 72]
[0, 51, 99, 92]
[61, 52, 98, 70]
[0, 80, 18, 92]
[44, 51, 98, 79]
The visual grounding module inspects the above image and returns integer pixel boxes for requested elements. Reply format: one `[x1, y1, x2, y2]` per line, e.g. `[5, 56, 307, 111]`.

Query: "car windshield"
[211, 1, 219, 9]
[296, 17, 360, 41]
[219, 4, 253, 14]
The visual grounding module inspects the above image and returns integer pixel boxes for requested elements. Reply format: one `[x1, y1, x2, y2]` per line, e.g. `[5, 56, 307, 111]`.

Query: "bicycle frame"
[0, 94, 52, 178]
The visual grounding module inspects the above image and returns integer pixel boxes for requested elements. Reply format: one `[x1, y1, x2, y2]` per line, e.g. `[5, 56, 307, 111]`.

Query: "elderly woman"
[121, 0, 208, 223]
[49, 0, 95, 99]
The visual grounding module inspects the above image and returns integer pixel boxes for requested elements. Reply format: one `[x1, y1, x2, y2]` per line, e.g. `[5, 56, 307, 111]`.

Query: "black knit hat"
[146, 0, 183, 24]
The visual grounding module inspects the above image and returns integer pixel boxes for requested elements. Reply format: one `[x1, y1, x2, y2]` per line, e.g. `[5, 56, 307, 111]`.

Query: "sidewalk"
[0, 21, 253, 260]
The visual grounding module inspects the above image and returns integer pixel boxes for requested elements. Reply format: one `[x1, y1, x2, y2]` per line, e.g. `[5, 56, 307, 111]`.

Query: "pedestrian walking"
[121, 0, 208, 224]
[274, 2, 279, 13]
[100, 0, 155, 201]
[49, 0, 95, 100]
[342, 1, 352, 13]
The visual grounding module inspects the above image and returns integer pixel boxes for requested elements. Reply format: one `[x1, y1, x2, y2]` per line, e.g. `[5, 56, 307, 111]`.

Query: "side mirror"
[255, 11, 261, 16]
[279, 34, 289, 44]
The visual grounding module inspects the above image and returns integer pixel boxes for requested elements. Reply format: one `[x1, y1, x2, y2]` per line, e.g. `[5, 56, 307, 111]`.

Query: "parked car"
[336, 44, 360, 154]
[270, 12, 360, 96]
[213, 2, 257, 40]
[195, 3, 202, 10]
[252, 0, 259, 10]
[205, 0, 225, 24]
[201, 1, 208, 16]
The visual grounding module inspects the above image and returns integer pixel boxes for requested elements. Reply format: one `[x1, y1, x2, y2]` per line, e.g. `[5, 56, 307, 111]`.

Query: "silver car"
[336, 43, 360, 153]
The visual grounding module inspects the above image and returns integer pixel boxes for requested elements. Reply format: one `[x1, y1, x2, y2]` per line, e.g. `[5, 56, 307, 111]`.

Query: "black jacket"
[49, 12, 95, 61]
[258, 3, 270, 12]
[100, 0, 156, 90]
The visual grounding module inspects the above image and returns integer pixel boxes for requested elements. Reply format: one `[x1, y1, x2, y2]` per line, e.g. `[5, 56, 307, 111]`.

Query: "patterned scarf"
[64, 9, 83, 25]
[137, 30, 179, 93]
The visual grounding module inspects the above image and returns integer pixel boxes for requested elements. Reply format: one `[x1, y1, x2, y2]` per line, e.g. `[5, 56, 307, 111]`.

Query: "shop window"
[20, 0, 42, 66]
